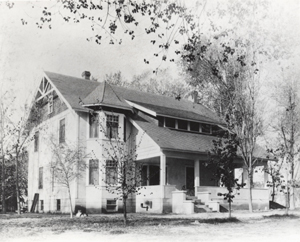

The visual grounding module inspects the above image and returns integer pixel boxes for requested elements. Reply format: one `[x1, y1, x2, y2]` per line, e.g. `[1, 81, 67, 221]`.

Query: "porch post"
[194, 159, 200, 196]
[160, 152, 166, 186]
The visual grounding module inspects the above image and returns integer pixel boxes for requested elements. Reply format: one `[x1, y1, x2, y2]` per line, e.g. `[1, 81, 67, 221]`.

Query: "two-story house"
[27, 71, 270, 214]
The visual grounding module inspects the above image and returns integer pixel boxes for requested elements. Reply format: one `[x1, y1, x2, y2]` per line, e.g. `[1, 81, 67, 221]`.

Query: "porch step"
[193, 199, 212, 213]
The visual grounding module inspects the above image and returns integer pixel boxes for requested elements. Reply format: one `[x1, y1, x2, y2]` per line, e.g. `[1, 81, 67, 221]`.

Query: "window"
[48, 95, 53, 114]
[106, 199, 117, 212]
[190, 121, 200, 132]
[89, 113, 99, 138]
[178, 119, 188, 130]
[40, 200, 44, 211]
[34, 131, 39, 152]
[106, 115, 119, 139]
[89, 159, 99, 185]
[56, 199, 61, 211]
[106, 160, 117, 185]
[38, 167, 43, 189]
[59, 118, 65, 143]
[201, 123, 211, 134]
[165, 117, 175, 128]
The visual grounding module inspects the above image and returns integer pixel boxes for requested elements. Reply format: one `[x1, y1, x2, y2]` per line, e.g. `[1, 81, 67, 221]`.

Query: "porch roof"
[132, 112, 268, 160]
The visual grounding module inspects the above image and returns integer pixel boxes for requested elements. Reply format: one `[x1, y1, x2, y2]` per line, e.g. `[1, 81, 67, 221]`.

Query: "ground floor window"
[40, 200, 44, 211]
[56, 199, 61, 211]
[141, 165, 167, 186]
[106, 199, 117, 212]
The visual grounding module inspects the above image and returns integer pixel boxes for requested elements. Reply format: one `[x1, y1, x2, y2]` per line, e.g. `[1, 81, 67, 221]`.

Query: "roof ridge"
[106, 82, 124, 103]
[44, 71, 99, 84]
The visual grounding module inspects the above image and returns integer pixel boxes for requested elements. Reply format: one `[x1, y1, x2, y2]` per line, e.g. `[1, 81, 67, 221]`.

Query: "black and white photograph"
[0, 0, 299, 241]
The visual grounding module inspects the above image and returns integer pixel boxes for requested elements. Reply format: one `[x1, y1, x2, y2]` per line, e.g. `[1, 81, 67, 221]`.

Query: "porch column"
[160, 152, 166, 200]
[194, 159, 200, 195]
[160, 152, 166, 186]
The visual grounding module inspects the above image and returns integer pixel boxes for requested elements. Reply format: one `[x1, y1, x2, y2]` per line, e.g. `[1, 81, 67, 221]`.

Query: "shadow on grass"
[263, 214, 299, 219]
[127, 217, 240, 226]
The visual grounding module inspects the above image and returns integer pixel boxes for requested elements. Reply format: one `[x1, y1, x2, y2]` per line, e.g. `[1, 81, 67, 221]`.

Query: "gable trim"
[43, 72, 73, 111]
[125, 100, 157, 117]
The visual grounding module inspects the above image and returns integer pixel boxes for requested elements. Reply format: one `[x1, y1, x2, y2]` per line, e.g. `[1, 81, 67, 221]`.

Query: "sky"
[0, 0, 300, 114]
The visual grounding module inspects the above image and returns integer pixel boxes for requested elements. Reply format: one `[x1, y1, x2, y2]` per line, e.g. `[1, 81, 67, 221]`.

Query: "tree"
[269, 73, 300, 211]
[49, 137, 87, 218]
[208, 134, 244, 218]
[105, 69, 191, 100]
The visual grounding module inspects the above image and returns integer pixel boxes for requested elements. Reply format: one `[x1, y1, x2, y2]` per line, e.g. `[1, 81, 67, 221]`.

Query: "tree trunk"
[0, 105, 6, 213]
[248, 164, 253, 212]
[15, 149, 20, 215]
[285, 186, 290, 215]
[1, 155, 6, 213]
[67, 184, 73, 218]
[123, 197, 127, 226]
[228, 199, 232, 218]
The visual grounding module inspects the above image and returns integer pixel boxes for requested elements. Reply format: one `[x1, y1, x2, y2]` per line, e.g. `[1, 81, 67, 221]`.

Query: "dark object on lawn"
[269, 201, 286, 209]
[74, 205, 88, 216]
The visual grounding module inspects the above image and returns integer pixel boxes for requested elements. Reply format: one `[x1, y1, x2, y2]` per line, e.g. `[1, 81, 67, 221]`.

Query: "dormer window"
[48, 95, 53, 114]
[106, 115, 119, 139]
[165, 117, 175, 128]
[190, 121, 200, 132]
[178, 119, 188, 130]
[161, 116, 214, 135]
[201, 123, 211, 134]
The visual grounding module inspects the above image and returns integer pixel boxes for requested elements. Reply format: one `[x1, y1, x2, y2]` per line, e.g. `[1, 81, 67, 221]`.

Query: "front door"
[186, 167, 194, 192]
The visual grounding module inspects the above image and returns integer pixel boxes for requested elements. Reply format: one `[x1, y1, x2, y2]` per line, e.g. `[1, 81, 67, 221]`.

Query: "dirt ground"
[0, 209, 299, 242]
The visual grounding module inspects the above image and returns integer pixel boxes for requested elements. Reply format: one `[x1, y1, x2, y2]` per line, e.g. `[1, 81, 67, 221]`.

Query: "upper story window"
[165, 117, 175, 128]
[161, 116, 214, 135]
[34, 131, 39, 152]
[201, 123, 211, 134]
[89, 113, 99, 138]
[190, 121, 200, 132]
[106, 115, 119, 139]
[178, 119, 188, 130]
[48, 95, 53, 114]
[59, 118, 65, 143]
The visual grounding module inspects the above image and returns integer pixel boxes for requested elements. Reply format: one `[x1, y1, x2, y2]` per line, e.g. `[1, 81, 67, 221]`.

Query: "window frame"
[56, 199, 61, 211]
[89, 159, 99, 185]
[106, 114, 119, 139]
[106, 160, 118, 185]
[89, 113, 99, 138]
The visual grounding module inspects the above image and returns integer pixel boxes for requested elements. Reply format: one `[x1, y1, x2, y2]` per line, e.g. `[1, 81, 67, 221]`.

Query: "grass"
[0, 211, 299, 241]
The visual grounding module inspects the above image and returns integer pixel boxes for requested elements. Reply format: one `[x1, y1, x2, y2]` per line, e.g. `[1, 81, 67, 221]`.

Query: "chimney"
[81, 71, 91, 80]
[193, 90, 198, 104]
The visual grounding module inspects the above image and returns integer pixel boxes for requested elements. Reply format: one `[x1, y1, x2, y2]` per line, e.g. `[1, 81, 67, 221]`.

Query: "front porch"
[135, 151, 270, 214]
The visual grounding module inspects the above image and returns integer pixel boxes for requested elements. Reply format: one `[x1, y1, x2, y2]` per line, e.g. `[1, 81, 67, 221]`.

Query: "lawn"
[0, 210, 299, 242]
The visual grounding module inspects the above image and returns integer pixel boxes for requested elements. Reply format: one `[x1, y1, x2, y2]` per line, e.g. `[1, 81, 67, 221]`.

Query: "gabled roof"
[44, 71, 222, 124]
[45, 71, 100, 111]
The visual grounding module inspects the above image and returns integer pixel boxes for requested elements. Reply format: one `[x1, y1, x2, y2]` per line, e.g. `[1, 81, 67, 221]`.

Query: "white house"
[27, 71, 270, 214]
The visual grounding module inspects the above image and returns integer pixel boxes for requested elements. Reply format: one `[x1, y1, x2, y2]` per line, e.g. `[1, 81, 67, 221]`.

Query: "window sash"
[106, 115, 119, 139]
[89, 159, 99, 185]
[89, 113, 99, 138]
[106, 160, 117, 184]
